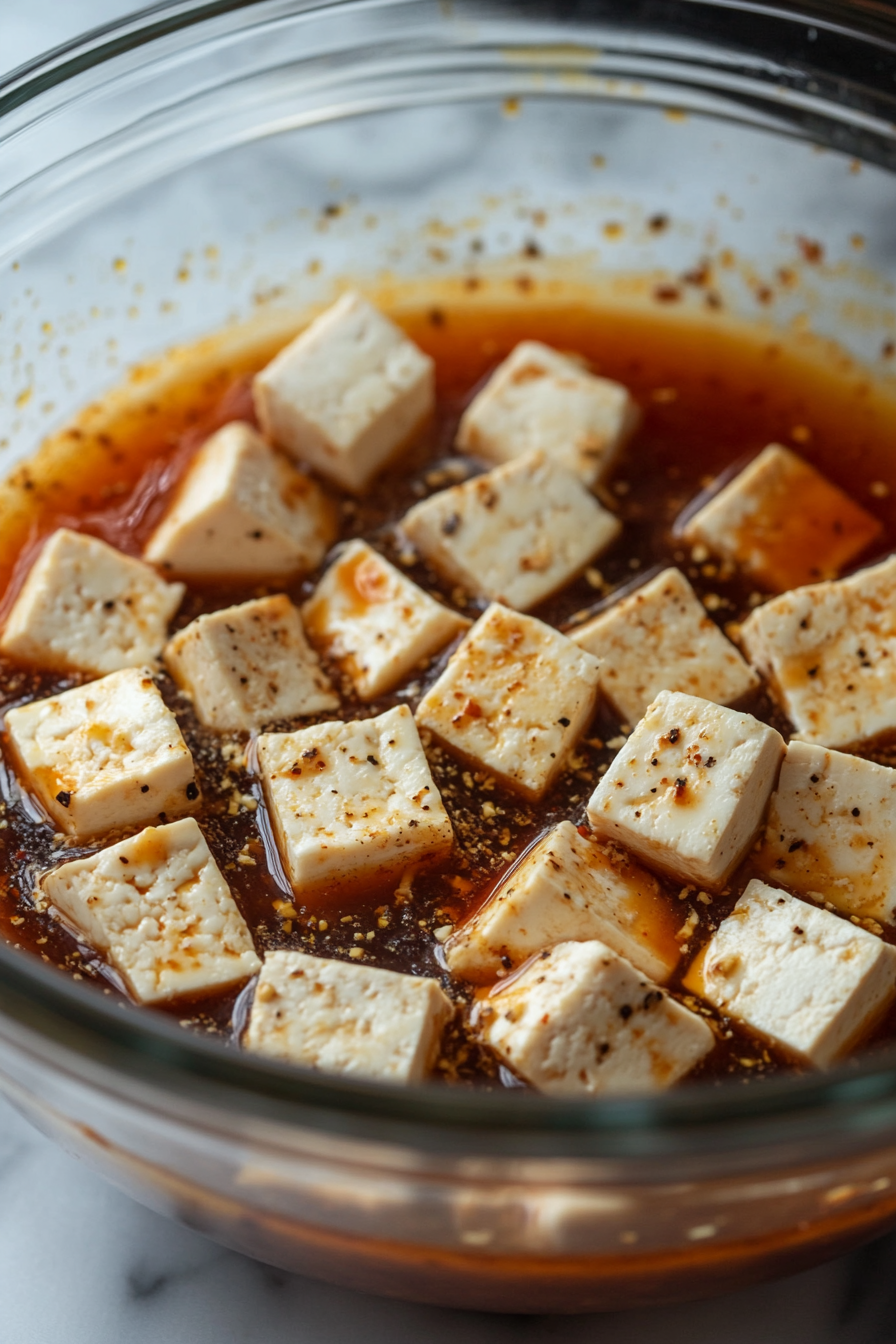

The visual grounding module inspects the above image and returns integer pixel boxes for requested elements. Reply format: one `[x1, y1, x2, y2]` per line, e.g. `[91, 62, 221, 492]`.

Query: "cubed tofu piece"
[570, 567, 758, 724]
[164, 595, 337, 733]
[587, 690, 784, 890]
[684, 879, 896, 1067]
[456, 340, 639, 487]
[4, 666, 199, 839]
[401, 451, 621, 612]
[0, 528, 184, 677]
[143, 421, 336, 581]
[740, 555, 896, 749]
[244, 949, 453, 1083]
[302, 540, 469, 700]
[253, 292, 434, 494]
[446, 819, 681, 985]
[255, 704, 453, 897]
[679, 444, 881, 593]
[755, 740, 896, 925]
[415, 604, 601, 801]
[476, 940, 713, 1097]
[41, 818, 260, 1004]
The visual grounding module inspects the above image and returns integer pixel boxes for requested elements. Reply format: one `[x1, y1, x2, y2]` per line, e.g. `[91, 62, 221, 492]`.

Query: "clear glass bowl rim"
[4, 0, 896, 1157]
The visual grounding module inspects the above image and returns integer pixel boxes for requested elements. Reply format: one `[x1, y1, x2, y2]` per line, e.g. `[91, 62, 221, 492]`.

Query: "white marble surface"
[2, 5, 896, 1342]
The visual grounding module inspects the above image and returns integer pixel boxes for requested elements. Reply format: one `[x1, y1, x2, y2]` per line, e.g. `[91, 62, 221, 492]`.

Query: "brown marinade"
[3, 297, 896, 1089]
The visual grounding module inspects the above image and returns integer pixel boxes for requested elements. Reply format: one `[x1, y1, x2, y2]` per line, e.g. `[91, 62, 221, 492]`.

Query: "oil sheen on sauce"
[3, 296, 896, 1090]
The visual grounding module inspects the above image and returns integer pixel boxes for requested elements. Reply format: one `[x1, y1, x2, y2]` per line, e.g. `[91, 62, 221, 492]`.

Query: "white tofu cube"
[255, 704, 454, 897]
[456, 341, 639, 487]
[684, 879, 896, 1067]
[253, 293, 434, 494]
[4, 666, 199, 839]
[476, 940, 713, 1097]
[143, 421, 336, 582]
[570, 567, 758, 724]
[244, 949, 453, 1083]
[587, 690, 784, 890]
[164, 595, 337, 733]
[446, 819, 681, 985]
[0, 528, 184, 677]
[401, 451, 621, 612]
[680, 444, 881, 593]
[415, 604, 601, 801]
[41, 818, 260, 1004]
[740, 555, 896, 750]
[302, 540, 469, 701]
[755, 740, 896, 925]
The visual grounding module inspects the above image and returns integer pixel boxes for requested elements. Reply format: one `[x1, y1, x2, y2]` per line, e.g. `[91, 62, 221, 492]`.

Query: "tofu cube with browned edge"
[446, 819, 681, 985]
[0, 528, 184, 676]
[255, 704, 453, 897]
[755, 740, 896, 925]
[253, 293, 434, 494]
[415, 604, 601, 801]
[144, 421, 336, 582]
[41, 818, 260, 1004]
[302, 540, 469, 701]
[244, 949, 453, 1083]
[740, 554, 896, 750]
[477, 939, 713, 1097]
[679, 444, 881, 593]
[4, 666, 199, 839]
[570, 566, 758, 724]
[587, 690, 784, 890]
[684, 879, 896, 1067]
[456, 341, 639, 487]
[164, 595, 337, 733]
[401, 451, 621, 612]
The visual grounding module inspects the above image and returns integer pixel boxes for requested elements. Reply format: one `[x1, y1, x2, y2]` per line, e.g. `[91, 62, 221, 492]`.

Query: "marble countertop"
[2, 5, 896, 1341]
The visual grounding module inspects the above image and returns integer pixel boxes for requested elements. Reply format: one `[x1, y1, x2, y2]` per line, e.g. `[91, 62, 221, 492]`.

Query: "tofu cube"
[755, 740, 896, 925]
[476, 940, 714, 1097]
[255, 704, 453, 897]
[684, 878, 896, 1067]
[415, 604, 601, 801]
[4, 667, 199, 839]
[0, 528, 184, 676]
[401, 451, 621, 612]
[302, 540, 469, 701]
[253, 293, 434, 494]
[679, 444, 881, 593]
[244, 949, 453, 1083]
[587, 690, 784, 890]
[740, 554, 896, 749]
[41, 818, 260, 1004]
[446, 819, 681, 985]
[570, 567, 758, 724]
[164, 595, 337, 733]
[143, 421, 336, 582]
[456, 340, 639, 487]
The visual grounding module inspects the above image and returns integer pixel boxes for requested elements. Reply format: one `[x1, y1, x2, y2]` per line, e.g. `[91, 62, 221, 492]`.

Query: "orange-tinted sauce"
[3, 297, 896, 1089]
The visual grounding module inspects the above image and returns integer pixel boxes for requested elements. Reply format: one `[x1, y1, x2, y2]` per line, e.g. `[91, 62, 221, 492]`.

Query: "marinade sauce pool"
[3, 294, 896, 1090]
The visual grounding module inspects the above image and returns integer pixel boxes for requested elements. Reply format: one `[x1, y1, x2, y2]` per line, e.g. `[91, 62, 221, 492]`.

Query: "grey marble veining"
[2, 5, 896, 1342]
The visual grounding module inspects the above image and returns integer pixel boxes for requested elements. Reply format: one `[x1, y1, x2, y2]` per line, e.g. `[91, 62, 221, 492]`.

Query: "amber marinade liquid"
[3, 294, 896, 1089]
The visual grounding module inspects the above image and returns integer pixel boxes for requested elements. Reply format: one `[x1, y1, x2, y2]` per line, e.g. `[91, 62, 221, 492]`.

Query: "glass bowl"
[4, 0, 896, 1313]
